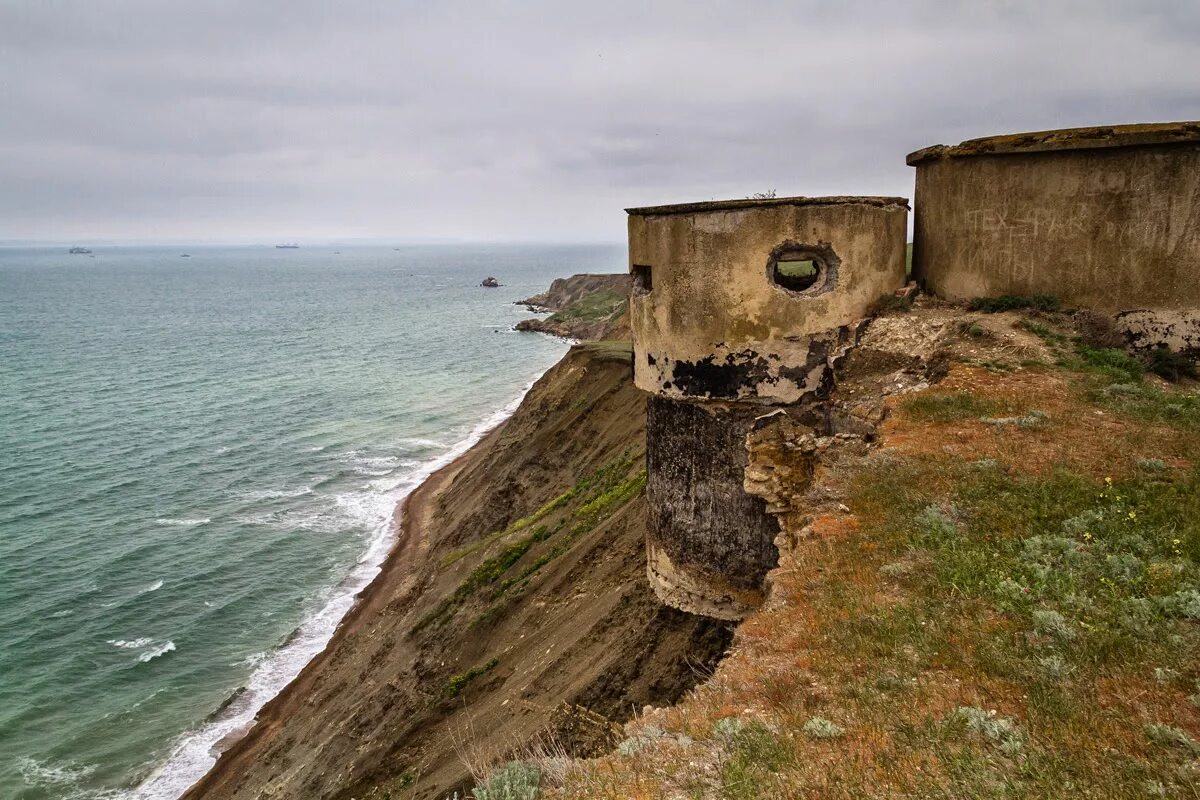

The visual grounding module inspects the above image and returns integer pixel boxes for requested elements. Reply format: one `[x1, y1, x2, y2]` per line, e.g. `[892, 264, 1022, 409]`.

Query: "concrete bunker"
[627, 195, 909, 619]
[767, 241, 838, 294]
[908, 121, 1200, 353]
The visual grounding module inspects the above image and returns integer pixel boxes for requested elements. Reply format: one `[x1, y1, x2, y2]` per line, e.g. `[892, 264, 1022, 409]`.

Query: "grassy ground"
[534, 314, 1200, 799]
[546, 289, 628, 324]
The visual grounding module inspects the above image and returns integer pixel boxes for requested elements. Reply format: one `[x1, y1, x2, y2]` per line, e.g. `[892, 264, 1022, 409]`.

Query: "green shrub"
[1074, 346, 1143, 384]
[1145, 348, 1198, 382]
[473, 761, 541, 800]
[802, 717, 846, 740]
[446, 657, 499, 698]
[953, 706, 1025, 756]
[717, 720, 793, 800]
[1145, 723, 1200, 754]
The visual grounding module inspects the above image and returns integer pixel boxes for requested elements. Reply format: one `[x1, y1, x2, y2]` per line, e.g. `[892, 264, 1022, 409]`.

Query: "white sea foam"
[125, 375, 547, 800]
[395, 436, 448, 450]
[109, 638, 155, 649]
[154, 518, 210, 527]
[108, 638, 176, 664]
[17, 756, 97, 787]
[138, 580, 164, 595]
[344, 454, 402, 477]
[234, 651, 267, 669]
[237, 485, 315, 501]
[138, 641, 176, 663]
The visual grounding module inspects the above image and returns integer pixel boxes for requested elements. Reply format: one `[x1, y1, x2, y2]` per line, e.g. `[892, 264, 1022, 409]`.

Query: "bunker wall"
[628, 199, 908, 403]
[911, 143, 1200, 311]
[644, 395, 778, 620]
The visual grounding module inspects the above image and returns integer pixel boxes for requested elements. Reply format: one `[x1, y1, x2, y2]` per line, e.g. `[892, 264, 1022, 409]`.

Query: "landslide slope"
[183, 341, 729, 800]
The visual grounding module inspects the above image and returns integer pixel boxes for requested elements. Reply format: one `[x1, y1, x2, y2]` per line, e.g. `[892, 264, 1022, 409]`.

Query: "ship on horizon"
[275, 242, 300, 249]
[68, 246, 92, 254]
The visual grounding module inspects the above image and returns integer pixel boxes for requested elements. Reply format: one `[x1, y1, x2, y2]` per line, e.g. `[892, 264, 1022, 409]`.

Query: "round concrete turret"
[626, 195, 909, 619]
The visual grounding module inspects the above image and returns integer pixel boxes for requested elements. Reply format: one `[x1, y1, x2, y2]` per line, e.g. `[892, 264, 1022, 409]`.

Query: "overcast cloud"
[2, 1, 1198, 242]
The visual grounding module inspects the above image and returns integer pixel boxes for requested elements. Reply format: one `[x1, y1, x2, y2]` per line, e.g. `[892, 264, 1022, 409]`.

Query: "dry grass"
[547, 316, 1200, 800]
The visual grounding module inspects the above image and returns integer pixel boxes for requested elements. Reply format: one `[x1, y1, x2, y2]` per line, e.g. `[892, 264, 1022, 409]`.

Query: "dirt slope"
[184, 341, 730, 800]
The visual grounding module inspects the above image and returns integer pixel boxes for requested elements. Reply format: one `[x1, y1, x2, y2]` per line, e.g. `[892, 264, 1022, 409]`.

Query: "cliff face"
[518, 273, 631, 313]
[184, 341, 729, 800]
[515, 273, 631, 341]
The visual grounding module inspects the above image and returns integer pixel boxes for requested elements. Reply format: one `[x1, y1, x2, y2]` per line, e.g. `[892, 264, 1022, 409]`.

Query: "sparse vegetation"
[968, 294, 1060, 313]
[1146, 347, 1198, 382]
[553, 310, 1200, 799]
[446, 657, 499, 698]
[417, 451, 646, 633]
[801, 717, 845, 740]
[543, 289, 627, 325]
[472, 761, 541, 800]
[874, 291, 914, 313]
[901, 391, 1015, 422]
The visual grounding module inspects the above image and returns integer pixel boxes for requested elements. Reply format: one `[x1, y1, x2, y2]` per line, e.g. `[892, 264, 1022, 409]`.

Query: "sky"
[2, 1, 1199, 244]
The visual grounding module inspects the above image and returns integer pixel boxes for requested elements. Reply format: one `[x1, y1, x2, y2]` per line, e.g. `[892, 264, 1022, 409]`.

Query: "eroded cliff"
[183, 341, 729, 800]
[514, 273, 631, 341]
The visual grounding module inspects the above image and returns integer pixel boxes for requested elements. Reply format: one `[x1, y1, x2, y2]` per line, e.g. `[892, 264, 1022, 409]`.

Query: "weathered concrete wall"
[645, 395, 778, 620]
[628, 197, 909, 403]
[627, 196, 908, 619]
[909, 122, 1200, 313]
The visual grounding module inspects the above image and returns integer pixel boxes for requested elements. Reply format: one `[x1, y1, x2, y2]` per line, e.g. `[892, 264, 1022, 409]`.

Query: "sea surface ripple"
[0, 243, 619, 799]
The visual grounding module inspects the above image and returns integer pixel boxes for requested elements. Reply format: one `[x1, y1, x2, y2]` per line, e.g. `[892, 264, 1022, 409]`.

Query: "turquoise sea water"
[0, 244, 620, 799]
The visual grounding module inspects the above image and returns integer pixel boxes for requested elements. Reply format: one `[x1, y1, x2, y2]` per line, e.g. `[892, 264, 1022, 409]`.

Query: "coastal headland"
[185, 254, 1200, 798]
[183, 288, 731, 798]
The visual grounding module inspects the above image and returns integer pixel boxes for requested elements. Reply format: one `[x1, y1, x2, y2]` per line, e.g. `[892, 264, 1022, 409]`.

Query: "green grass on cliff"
[551, 313, 1200, 800]
[415, 450, 645, 634]
[545, 289, 628, 324]
[445, 657, 500, 698]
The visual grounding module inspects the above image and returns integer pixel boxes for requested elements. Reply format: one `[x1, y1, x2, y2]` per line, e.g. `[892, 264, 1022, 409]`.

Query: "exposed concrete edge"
[1115, 308, 1200, 354]
[907, 121, 1200, 166]
[626, 195, 910, 217]
[645, 542, 762, 621]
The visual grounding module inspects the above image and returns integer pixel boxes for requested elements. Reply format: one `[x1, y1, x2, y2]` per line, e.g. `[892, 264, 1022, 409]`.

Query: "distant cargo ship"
[275, 242, 300, 249]
[68, 246, 92, 254]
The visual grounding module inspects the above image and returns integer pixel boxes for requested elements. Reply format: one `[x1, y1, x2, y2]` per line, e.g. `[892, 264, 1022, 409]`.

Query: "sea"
[0, 243, 623, 800]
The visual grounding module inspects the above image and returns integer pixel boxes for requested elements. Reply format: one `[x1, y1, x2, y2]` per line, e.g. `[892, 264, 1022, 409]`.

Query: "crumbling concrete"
[628, 196, 909, 618]
[628, 196, 910, 402]
[644, 396, 780, 620]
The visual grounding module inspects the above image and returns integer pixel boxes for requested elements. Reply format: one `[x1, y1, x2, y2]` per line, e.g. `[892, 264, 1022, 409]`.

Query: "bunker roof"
[907, 121, 1200, 166]
[625, 195, 910, 217]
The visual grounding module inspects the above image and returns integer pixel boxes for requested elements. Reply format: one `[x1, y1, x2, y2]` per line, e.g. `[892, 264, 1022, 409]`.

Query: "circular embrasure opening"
[768, 243, 833, 293]
[771, 253, 820, 291]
